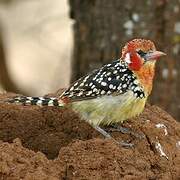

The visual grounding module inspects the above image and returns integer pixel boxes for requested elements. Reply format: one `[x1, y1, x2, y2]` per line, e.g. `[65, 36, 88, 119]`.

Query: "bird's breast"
[71, 91, 147, 126]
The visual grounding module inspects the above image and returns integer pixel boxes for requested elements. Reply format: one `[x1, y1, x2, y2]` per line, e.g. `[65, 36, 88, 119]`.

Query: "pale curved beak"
[145, 51, 166, 61]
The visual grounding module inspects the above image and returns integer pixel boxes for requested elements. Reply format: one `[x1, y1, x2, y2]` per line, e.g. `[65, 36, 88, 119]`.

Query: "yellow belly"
[71, 91, 147, 126]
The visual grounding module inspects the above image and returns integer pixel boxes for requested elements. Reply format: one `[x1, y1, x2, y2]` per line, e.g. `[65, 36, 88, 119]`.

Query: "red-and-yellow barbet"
[6, 39, 166, 145]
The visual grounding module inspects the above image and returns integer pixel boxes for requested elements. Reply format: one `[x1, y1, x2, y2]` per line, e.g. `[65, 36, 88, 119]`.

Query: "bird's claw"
[106, 125, 145, 139]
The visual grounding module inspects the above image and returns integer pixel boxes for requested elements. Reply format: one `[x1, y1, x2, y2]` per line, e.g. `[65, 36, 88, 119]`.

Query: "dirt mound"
[0, 93, 180, 179]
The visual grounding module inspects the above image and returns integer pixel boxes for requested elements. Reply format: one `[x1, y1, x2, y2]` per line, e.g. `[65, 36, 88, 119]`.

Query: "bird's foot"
[106, 124, 145, 139]
[94, 126, 134, 148]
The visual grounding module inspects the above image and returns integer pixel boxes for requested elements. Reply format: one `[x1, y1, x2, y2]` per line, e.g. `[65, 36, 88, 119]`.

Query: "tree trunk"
[69, 0, 180, 121]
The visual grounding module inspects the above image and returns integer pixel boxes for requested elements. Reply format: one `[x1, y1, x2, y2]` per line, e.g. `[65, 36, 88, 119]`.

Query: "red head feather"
[121, 39, 156, 71]
[128, 52, 143, 71]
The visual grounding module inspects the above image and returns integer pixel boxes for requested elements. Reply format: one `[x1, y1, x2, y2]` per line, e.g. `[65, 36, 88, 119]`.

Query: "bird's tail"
[4, 96, 65, 107]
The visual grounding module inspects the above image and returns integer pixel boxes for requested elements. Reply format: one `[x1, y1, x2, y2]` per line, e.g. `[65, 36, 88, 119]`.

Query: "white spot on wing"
[101, 90, 106, 95]
[39, 97, 45, 100]
[109, 84, 114, 89]
[113, 70, 118, 74]
[27, 97, 33, 100]
[107, 91, 111, 95]
[70, 87, 74, 91]
[48, 100, 54, 106]
[36, 100, 43, 106]
[86, 91, 92, 95]
[25, 100, 31, 104]
[117, 86, 122, 90]
[108, 77, 112, 81]
[134, 86, 140, 91]
[116, 76, 120, 80]
[101, 82, 107, 86]
[78, 92, 83, 96]
[122, 84, 127, 88]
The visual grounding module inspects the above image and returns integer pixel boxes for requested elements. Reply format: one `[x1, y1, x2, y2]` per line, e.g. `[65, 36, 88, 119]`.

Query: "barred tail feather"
[6, 96, 64, 107]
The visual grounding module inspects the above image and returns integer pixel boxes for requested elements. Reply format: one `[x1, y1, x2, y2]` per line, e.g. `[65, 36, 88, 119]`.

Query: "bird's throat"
[133, 62, 155, 95]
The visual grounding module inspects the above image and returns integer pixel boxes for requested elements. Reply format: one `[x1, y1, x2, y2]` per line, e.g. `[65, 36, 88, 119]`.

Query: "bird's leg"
[106, 124, 145, 139]
[93, 125, 134, 148]
[94, 126, 112, 138]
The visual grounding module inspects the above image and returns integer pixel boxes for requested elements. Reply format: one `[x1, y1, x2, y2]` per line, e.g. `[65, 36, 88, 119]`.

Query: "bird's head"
[121, 39, 166, 71]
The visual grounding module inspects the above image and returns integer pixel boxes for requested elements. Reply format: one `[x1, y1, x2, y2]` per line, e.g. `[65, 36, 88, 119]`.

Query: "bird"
[5, 39, 166, 144]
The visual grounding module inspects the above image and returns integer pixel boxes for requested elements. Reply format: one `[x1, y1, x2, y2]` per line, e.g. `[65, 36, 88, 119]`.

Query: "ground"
[0, 93, 180, 180]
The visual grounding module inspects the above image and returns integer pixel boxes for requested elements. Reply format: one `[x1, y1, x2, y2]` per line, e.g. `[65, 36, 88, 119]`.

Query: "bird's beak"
[145, 51, 166, 61]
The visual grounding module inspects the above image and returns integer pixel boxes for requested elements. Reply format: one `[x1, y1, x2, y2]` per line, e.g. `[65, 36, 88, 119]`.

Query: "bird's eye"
[137, 50, 146, 57]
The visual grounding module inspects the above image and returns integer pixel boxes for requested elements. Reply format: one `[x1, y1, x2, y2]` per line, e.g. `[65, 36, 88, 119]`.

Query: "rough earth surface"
[0, 93, 180, 180]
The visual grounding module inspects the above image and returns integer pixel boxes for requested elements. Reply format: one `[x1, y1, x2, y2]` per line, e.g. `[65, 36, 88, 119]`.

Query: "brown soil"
[0, 93, 180, 180]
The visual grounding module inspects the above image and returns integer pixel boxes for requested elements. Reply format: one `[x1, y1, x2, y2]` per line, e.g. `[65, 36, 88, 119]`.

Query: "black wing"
[61, 59, 140, 101]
